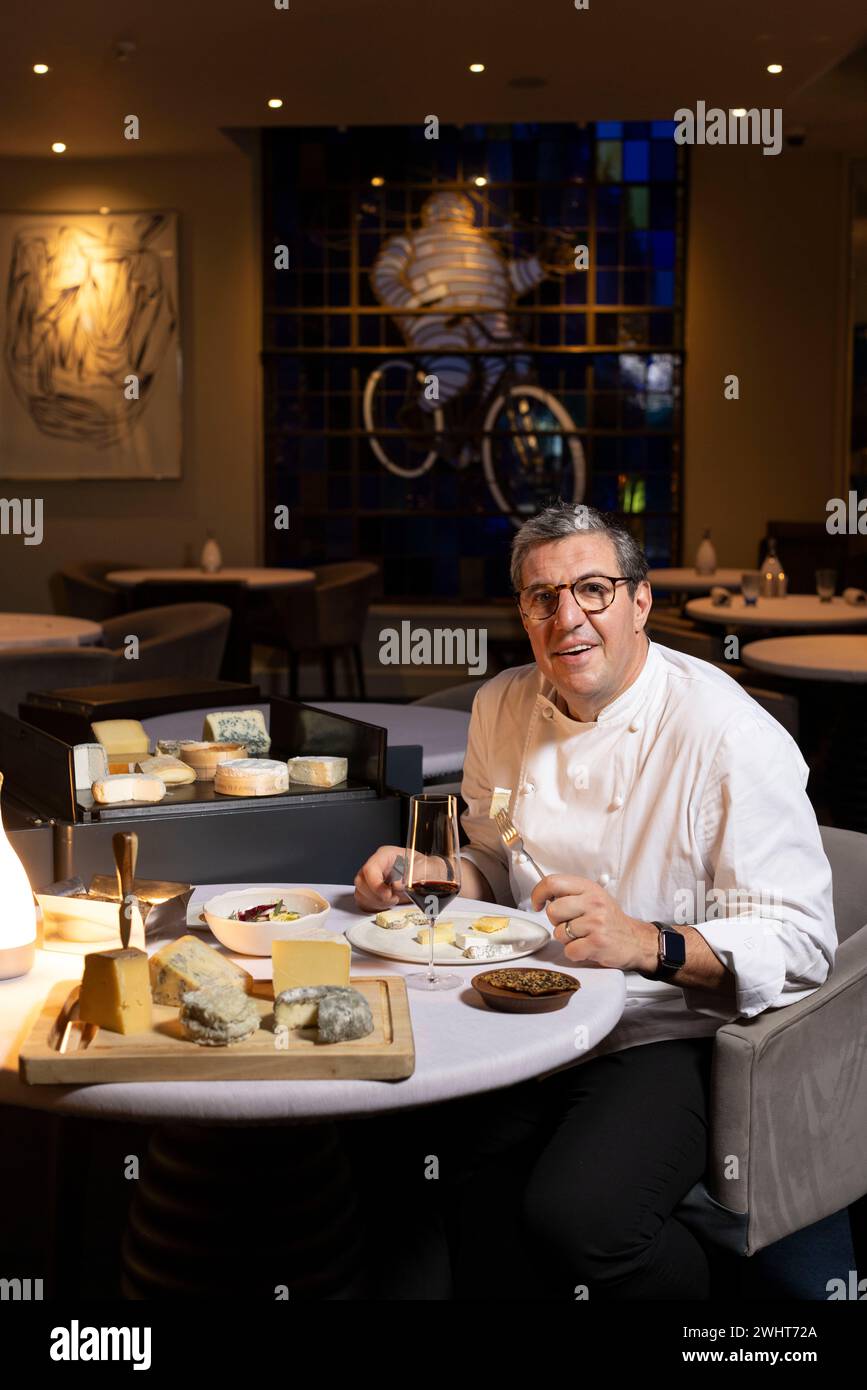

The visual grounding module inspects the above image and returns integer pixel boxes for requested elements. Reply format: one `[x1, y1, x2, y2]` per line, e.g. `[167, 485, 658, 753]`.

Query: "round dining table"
[648, 567, 743, 594]
[105, 566, 315, 590]
[0, 613, 102, 650]
[686, 594, 867, 631]
[741, 634, 867, 683]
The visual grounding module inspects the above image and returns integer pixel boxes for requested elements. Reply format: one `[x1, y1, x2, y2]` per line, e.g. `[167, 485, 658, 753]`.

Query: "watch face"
[660, 928, 686, 968]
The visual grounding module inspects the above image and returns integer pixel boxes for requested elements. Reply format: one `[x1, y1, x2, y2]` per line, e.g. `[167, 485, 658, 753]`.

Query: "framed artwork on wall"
[0, 208, 181, 480]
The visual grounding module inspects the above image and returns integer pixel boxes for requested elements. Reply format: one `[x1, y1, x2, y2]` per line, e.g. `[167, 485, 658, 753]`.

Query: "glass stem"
[428, 913, 437, 983]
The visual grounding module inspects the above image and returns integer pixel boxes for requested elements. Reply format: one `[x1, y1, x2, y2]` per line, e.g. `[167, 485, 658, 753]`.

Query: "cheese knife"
[113, 831, 139, 949]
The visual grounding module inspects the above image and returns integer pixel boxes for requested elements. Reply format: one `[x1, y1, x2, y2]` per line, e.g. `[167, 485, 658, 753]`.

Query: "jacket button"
[629, 721, 641, 733]
[573, 774, 585, 790]
[599, 872, 611, 887]
[542, 707, 554, 720]
[611, 794, 624, 810]
[515, 853, 528, 865]
[522, 781, 535, 794]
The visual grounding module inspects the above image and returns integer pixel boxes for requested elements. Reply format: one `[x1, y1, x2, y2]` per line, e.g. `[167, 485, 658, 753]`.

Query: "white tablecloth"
[0, 885, 626, 1124]
[742, 635, 867, 683]
[0, 614, 102, 650]
[648, 567, 743, 593]
[686, 595, 867, 630]
[106, 568, 314, 590]
[312, 703, 472, 776]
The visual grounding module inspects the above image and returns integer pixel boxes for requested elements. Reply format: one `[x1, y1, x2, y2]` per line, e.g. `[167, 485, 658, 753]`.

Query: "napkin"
[709, 586, 731, 606]
[842, 587, 867, 606]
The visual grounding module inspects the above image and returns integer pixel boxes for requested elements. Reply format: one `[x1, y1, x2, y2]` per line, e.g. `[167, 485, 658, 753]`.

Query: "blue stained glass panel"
[623, 141, 650, 181]
[650, 141, 677, 180]
[596, 186, 623, 227]
[596, 232, 620, 266]
[650, 231, 676, 268]
[596, 271, 620, 304]
[651, 121, 677, 140]
[596, 122, 623, 138]
[651, 271, 675, 306]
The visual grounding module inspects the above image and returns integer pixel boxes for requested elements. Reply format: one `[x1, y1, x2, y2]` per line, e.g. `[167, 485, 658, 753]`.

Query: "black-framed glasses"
[517, 575, 631, 621]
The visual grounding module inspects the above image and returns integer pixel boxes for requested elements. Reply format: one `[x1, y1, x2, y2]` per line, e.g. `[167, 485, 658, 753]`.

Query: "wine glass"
[404, 792, 462, 992]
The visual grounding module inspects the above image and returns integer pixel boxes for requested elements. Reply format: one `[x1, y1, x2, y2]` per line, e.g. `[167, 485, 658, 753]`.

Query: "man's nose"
[553, 587, 591, 629]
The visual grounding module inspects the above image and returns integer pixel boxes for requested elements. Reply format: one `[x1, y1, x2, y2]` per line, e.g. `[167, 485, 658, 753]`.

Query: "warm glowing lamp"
[0, 772, 37, 979]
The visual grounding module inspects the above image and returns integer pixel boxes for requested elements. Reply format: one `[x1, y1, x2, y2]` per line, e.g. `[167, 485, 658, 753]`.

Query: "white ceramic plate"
[203, 886, 330, 956]
[345, 910, 549, 966]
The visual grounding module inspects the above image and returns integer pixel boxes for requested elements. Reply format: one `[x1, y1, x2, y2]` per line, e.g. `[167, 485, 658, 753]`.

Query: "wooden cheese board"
[19, 976, 414, 1084]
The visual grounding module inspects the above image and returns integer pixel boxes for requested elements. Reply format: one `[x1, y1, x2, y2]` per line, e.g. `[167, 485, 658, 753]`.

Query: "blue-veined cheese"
[149, 934, 253, 1005]
[202, 709, 271, 757]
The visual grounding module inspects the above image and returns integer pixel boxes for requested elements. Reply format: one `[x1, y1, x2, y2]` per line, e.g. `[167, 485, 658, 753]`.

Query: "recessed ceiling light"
[370, 176, 385, 187]
[33, 63, 49, 75]
[730, 108, 747, 117]
[51, 142, 66, 154]
[469, 63, 485, 74]
[767, 63, 783, 74]
[474, 175, 487, 187]
[267, 98, 283, 109]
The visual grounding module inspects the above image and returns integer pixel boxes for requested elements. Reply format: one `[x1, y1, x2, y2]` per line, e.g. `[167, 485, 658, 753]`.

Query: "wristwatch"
[640, 922, 686, 982]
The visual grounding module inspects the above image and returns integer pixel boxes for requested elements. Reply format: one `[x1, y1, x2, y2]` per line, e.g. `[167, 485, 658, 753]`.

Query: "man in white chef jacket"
[354, 501, 836, 1300]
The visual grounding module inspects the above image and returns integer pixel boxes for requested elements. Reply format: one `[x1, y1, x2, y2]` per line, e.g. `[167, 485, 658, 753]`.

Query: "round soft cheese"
[214, 757, 289, 797]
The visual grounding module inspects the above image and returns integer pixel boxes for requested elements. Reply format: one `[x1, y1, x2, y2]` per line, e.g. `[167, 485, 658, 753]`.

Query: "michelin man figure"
[371, 191, 558, 417]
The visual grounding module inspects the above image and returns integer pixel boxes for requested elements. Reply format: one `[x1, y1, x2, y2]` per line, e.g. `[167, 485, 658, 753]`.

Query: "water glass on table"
[741, 571, 761, 606]
[816, 569, 836, 603]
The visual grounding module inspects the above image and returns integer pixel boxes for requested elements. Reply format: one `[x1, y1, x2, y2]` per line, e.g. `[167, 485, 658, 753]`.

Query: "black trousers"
[344, 1036, 716, 1300]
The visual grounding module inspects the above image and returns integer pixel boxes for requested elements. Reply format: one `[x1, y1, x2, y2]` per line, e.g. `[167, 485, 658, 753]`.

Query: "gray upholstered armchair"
[678, 824, 867, 1262]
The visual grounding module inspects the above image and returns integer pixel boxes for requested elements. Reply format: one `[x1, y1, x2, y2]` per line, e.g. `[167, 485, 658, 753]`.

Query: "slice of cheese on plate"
[471, 915, 509, 934]
[413, 920, 456, 947]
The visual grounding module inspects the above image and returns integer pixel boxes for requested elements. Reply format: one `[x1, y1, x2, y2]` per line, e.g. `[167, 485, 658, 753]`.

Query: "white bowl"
[202, 886, 331, 956]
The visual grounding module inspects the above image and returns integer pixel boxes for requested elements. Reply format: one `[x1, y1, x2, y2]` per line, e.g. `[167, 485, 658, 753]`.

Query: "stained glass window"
[262, 121, 686, 598]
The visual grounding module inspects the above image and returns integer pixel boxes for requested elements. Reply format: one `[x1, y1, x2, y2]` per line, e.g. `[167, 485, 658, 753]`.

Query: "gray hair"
[510, 501, 649, 596]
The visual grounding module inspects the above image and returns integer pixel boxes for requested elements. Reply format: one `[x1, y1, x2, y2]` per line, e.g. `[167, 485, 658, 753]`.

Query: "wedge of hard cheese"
[149, 934, 253, 1006]
[78, 947, 153, 1035]
[272, 937, 351, 995]
[91, 773, 166, 805]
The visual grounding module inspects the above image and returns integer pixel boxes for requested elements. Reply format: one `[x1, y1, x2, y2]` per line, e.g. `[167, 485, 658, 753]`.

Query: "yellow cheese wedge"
[471, 915, 509, 934]
[91, 719, 150, 764]
[413, 920, 456, 946]
[149, 934, 253, 1005]
[78, 947, 153, 1035]
[272, 938, 351, 995]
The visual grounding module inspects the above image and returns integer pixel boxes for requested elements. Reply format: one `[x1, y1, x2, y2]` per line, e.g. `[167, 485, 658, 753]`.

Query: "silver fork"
[495, 809, 545, 881]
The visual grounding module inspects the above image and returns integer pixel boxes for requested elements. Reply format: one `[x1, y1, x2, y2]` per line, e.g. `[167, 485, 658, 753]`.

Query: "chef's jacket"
[460, 639, 836, 1062]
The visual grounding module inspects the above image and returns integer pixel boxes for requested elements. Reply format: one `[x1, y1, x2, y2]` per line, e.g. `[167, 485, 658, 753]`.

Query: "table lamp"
[0, 772, 37, 979]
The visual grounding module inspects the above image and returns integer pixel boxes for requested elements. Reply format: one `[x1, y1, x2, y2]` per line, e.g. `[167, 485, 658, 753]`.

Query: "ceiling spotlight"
[469, 63, 485, 73]
[267, 98, 283, 109]
[730, 108, 747, 117]
[370, 176, 385, 187]
[474, 175, 487, 187]
[33, 63, 49, 75]
[766, 63, 783, 74]
[51, 142, 66, 154]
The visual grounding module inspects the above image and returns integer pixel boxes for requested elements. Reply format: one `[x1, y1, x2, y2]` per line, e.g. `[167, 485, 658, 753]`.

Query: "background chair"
[122, 581, 249, 681]
[0, 646, 116, 718]
[646, 609, 726, 661]
[676, 824, 867, 1270]
[50, 561, 128, 622]
[251, 562, 379, 699]
[100, 603, 231, 682]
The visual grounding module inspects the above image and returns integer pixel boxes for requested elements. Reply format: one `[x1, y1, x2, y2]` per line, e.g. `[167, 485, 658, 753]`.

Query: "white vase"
[694, 530, 717, 575]
[200, 536, 222, 574]
[0, 773, 37, 979]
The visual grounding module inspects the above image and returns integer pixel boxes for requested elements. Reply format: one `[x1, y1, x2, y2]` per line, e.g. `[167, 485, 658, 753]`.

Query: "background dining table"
[105, 567, 316, 590]
[648, 567, 743, 595]
[686, 594, 867, 631]
[0, 613, 102, 650]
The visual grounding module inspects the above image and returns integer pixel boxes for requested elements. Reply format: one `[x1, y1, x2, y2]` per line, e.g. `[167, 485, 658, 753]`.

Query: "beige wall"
[683, 146, 850, 569]
[0, 151, 259, 611]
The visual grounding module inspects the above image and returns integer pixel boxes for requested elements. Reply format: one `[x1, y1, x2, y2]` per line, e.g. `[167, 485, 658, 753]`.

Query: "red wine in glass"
[405, 880, 460, 920]
[404, 792, 462, 992]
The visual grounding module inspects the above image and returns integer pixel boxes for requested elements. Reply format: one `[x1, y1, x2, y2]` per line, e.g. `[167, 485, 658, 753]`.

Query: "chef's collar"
[539, 636, 660, 729]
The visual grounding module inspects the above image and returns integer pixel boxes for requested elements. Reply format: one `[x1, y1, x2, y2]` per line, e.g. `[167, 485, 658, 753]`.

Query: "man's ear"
[634, 580, 653, 632]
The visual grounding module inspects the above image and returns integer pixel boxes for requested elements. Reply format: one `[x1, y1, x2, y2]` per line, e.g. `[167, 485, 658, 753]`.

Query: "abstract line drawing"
[0, 210, 181, 479]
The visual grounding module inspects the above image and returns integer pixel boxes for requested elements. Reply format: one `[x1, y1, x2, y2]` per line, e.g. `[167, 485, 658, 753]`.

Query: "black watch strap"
[640, 922, 686, 982]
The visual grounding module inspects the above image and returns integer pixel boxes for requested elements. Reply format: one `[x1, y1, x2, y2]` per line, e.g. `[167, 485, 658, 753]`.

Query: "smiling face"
[517, 532, 653, 721]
